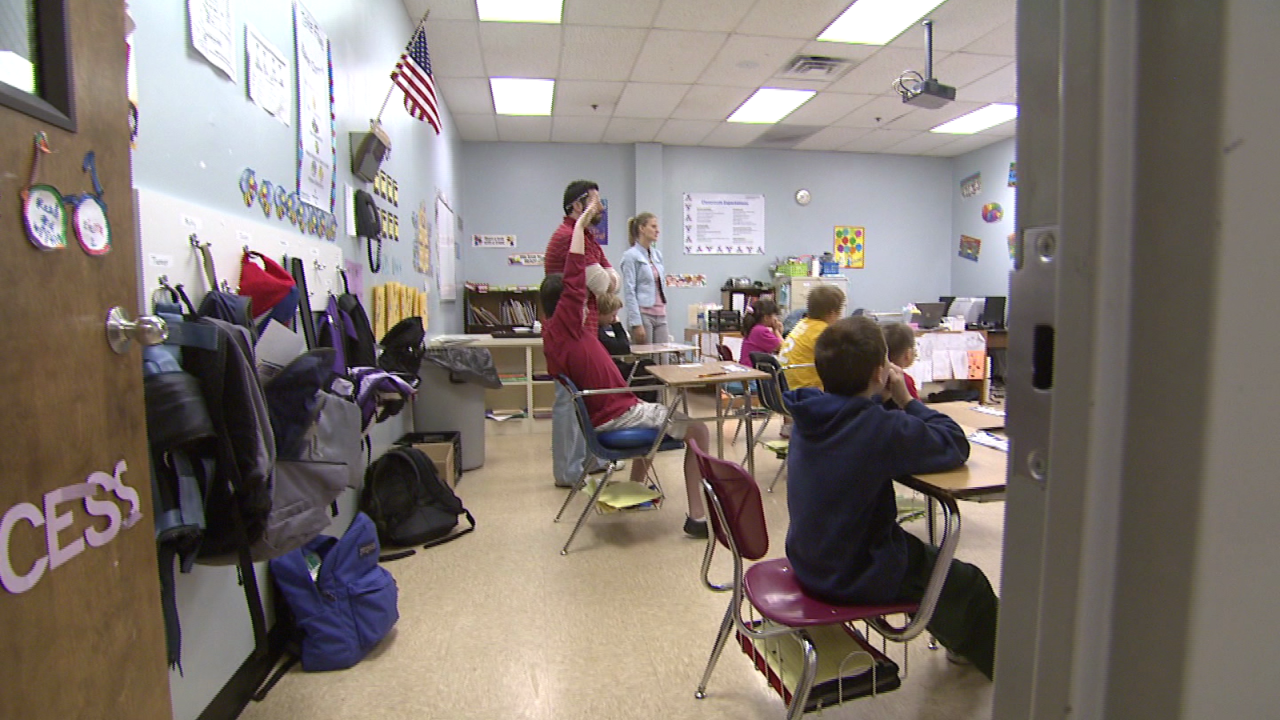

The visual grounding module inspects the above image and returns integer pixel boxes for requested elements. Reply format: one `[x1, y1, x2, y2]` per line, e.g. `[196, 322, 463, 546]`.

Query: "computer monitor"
[980, 296, 1007, 328]
[939, 295, 956, 315]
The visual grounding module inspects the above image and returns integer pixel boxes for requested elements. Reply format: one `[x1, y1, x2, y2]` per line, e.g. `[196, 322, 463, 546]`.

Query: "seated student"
[597, 293, 659, 403]
[880, 322, 920, 400]
[784, 316, 999, 679]
[540, 198, 714, 538]
[778, 285, 846, 390]
[739, 298, 783, 367]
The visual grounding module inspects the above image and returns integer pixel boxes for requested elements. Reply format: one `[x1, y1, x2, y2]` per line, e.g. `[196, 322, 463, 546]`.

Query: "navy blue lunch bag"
[269, 512, 399, 671]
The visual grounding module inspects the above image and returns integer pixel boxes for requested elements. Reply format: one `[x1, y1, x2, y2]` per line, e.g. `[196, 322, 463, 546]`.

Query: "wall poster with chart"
[681, 192, 765, 255]
[295, 2, 335, 211]
[435, 195, 457, 300]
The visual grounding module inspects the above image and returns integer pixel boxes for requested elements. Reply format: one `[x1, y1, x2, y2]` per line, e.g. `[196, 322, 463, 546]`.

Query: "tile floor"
[243, 399, 1003, 720]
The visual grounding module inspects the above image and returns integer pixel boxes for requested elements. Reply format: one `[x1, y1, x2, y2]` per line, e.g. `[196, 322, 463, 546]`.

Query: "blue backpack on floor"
[268, 512, 399, 672]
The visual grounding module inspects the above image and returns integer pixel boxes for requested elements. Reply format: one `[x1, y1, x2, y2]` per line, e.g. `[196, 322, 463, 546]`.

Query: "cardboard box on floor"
[405, 440, 458, 488]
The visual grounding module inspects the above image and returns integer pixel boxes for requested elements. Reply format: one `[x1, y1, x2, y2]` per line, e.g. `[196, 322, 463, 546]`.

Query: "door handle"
[106, 306, 168, 354]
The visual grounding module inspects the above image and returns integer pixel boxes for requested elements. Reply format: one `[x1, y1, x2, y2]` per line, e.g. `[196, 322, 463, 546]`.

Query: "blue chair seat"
[598, 427, 683, 452]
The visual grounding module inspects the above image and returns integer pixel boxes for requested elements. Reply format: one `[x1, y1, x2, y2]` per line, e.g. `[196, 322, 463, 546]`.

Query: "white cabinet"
[773, 275, 849, 316]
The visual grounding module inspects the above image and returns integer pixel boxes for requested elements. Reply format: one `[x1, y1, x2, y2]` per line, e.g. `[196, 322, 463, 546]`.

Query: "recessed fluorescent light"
[727, 88, 816, 124]
[818, 0, 946, 45]
[930, 103, 1019, 134]
[490, 77, 555, 116]
[477, 0, 563, 23]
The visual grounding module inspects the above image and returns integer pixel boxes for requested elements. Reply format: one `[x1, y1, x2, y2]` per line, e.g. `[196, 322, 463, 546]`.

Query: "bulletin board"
[135, 187, 346, 311]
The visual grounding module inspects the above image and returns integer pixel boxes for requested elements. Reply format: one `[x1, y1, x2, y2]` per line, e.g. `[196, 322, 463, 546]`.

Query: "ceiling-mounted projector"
[895, 20, 956, 109]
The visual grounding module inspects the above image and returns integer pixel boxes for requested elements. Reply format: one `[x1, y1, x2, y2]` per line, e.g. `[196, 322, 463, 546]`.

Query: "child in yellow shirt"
[779, 285, 846, 390]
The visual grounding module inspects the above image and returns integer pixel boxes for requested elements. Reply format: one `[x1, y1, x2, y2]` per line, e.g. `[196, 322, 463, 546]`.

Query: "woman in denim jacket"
[620, 212, 668, 344]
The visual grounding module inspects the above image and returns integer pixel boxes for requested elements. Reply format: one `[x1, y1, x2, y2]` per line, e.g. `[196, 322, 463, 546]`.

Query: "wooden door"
[0, 2, 171, 717]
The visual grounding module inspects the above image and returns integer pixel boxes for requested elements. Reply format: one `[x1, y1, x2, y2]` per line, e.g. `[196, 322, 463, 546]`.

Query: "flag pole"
[376, 9, 431, 122]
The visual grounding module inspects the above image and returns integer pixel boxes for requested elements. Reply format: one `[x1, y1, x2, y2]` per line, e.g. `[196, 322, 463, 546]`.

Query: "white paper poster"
[246, 25, 289, 125]
[473, 234, 516, 248]
[188, 0, 235, 79]
[295, 2, 334, 210]
[682, 192, 766, 255]
[436, 196, 457, 301]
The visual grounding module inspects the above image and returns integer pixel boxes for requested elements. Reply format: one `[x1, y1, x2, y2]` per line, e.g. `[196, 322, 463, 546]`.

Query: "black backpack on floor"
[360, 447, 474, 552]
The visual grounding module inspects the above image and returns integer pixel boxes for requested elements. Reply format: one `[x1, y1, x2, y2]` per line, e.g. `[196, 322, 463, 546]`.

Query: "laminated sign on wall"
[681, 193, 765, 255]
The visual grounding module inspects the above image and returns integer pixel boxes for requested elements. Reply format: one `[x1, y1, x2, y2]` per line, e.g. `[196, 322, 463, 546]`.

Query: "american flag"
[392, 24, 440, 134]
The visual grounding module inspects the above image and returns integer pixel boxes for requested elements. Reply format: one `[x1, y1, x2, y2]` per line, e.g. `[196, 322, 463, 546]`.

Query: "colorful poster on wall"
[1008, 162, 1017, 187]
[473, 234, 516, 248]
[959, 235, 982, 262]
[982, 203, 1004, 222]
[961, 172, 982, 198]
[508, 253, 544, 266]
[414, 201, 431, 274]
[833, 226, 865, 269]
[1008, 232, 1017, 260]
[665, 274, 708, 288]
[295, 2, 335, 212]
[681, 192, 766, 254]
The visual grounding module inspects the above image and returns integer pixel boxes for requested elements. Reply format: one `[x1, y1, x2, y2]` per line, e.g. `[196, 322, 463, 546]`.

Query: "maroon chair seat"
[743, 559, 918, 628]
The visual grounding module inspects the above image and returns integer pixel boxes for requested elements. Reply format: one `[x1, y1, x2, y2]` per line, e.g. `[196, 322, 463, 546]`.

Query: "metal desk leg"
[743, 391, 756, 478]
[714, 384, 725, 458]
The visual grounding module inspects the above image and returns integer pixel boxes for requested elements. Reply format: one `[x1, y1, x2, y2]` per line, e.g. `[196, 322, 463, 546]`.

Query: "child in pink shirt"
[739, 299, 784, 367]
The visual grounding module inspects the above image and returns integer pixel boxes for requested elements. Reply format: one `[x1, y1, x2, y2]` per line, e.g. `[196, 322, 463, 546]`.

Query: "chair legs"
[767, 461, 787, 493]
[694, 601, 738, 700]
[556, 464, 617, 555]
[787, 633, 821, 720]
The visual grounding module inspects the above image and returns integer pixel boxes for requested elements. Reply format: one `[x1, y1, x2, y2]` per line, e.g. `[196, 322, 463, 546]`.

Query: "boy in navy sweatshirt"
[784, 316, 999, 679]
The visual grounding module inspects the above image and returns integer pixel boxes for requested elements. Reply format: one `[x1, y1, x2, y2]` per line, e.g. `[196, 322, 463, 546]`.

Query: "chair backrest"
[687, 438, 769, 561]
[715, 344, 734, 362]
[556, 375, 613, 461]
[748, 352, 789, 416]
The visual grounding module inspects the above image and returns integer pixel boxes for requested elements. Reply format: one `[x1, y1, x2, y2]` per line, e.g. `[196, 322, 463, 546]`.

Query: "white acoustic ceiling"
[402, 0, 1016, 156]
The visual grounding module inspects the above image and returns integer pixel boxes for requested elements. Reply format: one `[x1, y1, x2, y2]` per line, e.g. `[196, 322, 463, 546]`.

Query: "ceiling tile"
[920, 133, 1004, 156]
[602, 117, 665, 143]
[563, 0, 662, 28]
[553, 80, 627, 116]
[825, 47, 940, 95]
[671, 84, 754, 121]
[479, 23, 563, 78]
[630, 29, 727, 84]
[655, 119, 719, 146]
[962, 21, 1016, 56]
[736, 0, 856, 39]
[653, 0, 757, 32]
[882, 131, 965, 155]
[700, 122, 769, 148]
[552, 116, 611, 144]
[614, 83, 692, 119]
[791, 126, 872, 151]
[887, 0, 1016, 52]
[841, 129, 919, 153]
[496, 116, 553, 142]
[796, 39, 882, 64]
[699, 35, 809, 88]
[453, 114, 499, 141]
[404, 0, 476, 22]
[424, 20, 486, 78]
[439, 77, 494, 115]
[884, 100, 984, 131]
[832, 94, 914, 128]
[932, 53, 1013, 88]
[559, 25, 649, 82]
[985, 122, 1017, 137]
[958, 63, 1016, 103]
[784, 92, 874, 125]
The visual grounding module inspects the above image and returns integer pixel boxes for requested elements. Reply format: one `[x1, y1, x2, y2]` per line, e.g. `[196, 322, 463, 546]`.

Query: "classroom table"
[904, 401, 1010, 543]
[926, 400, 1006, 433]
[626, 342, 699, 360]
[645, 360, 771, 477]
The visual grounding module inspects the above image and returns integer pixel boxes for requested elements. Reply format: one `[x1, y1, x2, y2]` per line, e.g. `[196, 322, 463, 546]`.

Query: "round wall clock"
[794, 188, 812, 206]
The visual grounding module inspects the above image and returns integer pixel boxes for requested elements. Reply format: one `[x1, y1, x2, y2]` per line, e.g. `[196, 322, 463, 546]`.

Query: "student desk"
[926, 401, 1006, 433]
[905, 402, 1009, 543]
[645, 360, 770, 477]
[624, 342, 699, 362]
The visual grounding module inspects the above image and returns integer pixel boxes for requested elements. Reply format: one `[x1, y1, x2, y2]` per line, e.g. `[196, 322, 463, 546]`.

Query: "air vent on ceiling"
[777, 55, 854, 82]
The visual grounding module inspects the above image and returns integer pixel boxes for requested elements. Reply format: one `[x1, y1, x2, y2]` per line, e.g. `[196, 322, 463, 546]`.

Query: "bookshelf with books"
[465, 282, 540, 334]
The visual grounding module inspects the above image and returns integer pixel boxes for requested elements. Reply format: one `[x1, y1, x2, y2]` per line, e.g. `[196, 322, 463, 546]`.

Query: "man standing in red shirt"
[541, 197, 711, 537]
[545, 180, 613, 487]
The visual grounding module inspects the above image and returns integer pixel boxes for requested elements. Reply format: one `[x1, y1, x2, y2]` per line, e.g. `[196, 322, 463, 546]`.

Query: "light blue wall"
[130, 2, 461, 717]
[950, 138, 1017, 301]
[458, 143, 955, 333]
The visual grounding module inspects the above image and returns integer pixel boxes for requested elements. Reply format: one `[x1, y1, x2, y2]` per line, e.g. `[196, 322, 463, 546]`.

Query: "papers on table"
[968, 430, 1009, 453]
[905, 331, 987, 385]
[971, 404, 1006, 418]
